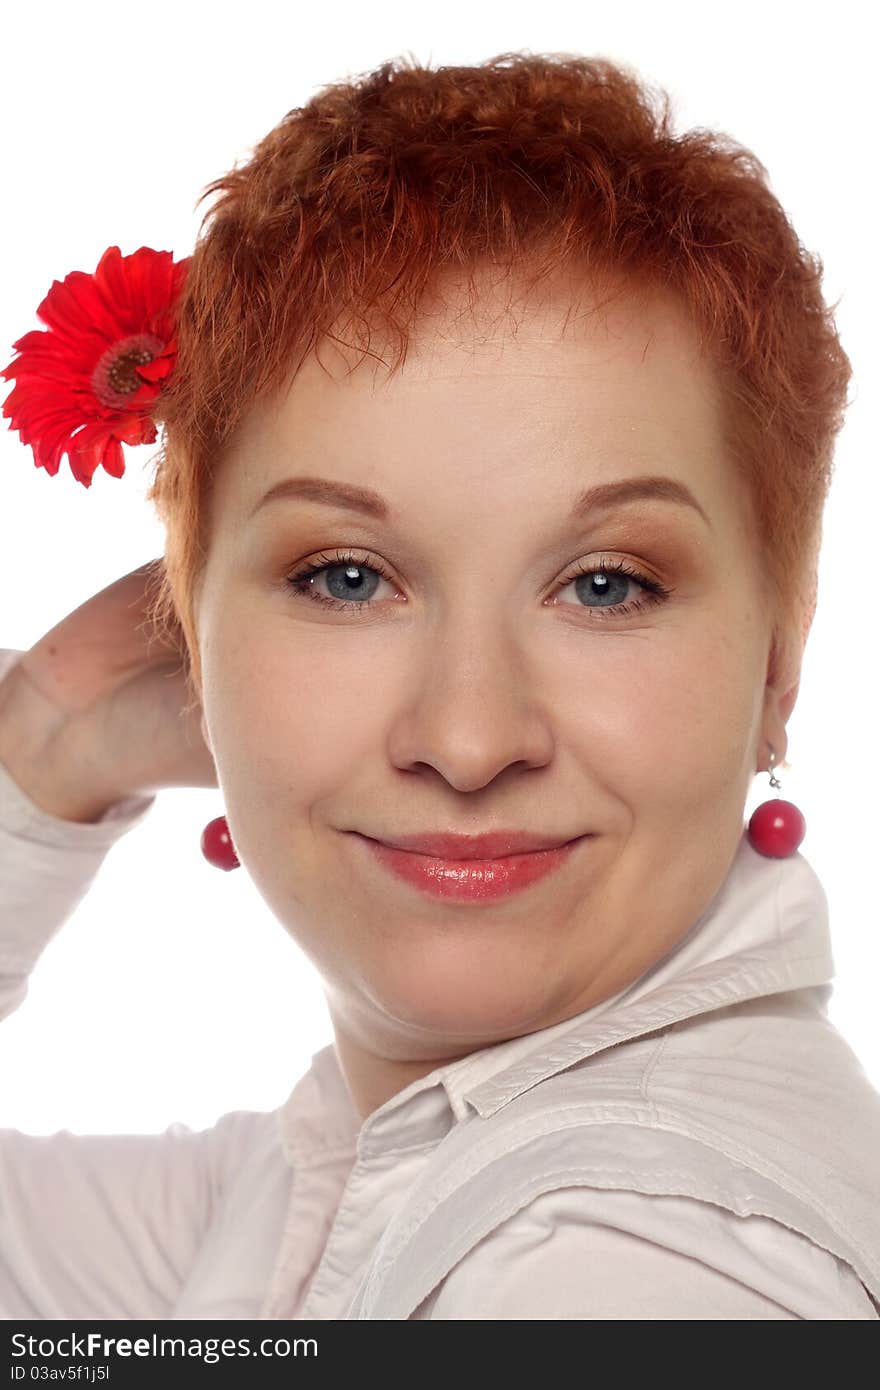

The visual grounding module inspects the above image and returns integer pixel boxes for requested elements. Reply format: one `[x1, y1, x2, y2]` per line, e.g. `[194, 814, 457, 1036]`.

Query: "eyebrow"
[249, 472, 712, 528]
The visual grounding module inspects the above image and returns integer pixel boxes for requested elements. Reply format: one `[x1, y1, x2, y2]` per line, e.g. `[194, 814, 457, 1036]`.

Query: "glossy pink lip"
[351, 832, 591, 902]
[364, 830, 582, 859]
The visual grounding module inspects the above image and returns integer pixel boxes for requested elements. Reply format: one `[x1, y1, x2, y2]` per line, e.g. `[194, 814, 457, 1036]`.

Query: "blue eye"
[555, 556, 672, 618]
[285, 549, 673, 619]
[286, 550, 397, 614]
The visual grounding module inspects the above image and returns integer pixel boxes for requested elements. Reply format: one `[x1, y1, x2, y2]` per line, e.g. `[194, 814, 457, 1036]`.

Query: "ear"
[200, 709, 214, 754]
[758, 682, 794, 771]
[760, 581, 813, 769]
[760, 652, 803, 770]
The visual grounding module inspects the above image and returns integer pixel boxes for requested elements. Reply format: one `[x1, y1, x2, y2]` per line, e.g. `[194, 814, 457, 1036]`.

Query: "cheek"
[640, 642, 756, 781]
[206, 627, 389, 799]
[553, 616, 763, 796]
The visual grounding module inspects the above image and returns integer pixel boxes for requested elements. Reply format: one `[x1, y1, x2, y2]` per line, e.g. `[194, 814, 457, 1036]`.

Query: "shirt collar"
[277, 834, 835, 1161]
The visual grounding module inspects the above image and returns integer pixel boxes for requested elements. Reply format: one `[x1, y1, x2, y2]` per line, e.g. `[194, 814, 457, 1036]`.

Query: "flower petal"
[35, 268, 121, 346]
[101, 435, 126, 478]
[4, 244, 188, 484]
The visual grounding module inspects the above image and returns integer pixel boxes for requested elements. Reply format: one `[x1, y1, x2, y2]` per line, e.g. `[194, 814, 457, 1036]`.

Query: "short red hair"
[146, 50, 852, 710]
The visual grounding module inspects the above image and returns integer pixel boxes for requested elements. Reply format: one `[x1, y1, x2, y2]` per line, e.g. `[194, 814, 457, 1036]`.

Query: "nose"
[385, 612, 555, 792]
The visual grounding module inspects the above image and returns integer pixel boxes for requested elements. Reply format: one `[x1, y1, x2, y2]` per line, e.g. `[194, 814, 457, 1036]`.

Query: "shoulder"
[412, 1184, 877, 1320]
[0, 1107, 282, 1319]
[0, 1105, 280, 1240]
[650, 988, 880, 1114]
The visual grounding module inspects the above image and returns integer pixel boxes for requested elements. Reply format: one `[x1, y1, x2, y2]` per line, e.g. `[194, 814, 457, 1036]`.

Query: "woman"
[1, 51, 878, 1320]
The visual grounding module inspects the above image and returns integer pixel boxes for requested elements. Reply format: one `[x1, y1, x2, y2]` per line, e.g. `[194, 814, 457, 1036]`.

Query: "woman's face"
[195, 267, 790, 1071]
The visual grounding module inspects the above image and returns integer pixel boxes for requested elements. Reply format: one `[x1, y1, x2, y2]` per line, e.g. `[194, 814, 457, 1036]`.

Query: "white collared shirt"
[0, 644, 877, 1320]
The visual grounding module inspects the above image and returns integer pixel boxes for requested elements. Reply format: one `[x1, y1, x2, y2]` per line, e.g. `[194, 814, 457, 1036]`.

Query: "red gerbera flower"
[1, 244, 190, 487]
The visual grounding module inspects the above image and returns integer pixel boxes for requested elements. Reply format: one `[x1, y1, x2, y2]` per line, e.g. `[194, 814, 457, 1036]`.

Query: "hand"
[0, 558, 217, 821]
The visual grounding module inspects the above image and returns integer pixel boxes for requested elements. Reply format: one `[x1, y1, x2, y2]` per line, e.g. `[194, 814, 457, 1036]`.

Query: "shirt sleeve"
[0, 645, 248, 1320]
[0, 647, 158, 1024]
[412, 1185, 879, 1320]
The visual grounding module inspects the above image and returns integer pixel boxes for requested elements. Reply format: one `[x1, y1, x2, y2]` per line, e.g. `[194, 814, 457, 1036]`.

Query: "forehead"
[211, 261, 735, 530]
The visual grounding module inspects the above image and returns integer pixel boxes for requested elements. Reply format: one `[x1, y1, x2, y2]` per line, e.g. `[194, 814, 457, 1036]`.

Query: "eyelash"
[285, 549, 675, 620]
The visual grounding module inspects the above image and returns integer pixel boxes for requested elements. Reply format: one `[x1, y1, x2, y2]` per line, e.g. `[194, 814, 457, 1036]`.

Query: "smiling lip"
[363, 830, 584, 859]
[351, 832, 591, 902]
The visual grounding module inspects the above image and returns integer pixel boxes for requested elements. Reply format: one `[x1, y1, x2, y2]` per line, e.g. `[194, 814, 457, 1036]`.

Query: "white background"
[0, 0, 876, 1133]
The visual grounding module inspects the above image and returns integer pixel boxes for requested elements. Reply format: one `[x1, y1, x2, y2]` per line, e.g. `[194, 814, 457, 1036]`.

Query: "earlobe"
[200, 710, 213, 754]
[759, 684, 791, 773]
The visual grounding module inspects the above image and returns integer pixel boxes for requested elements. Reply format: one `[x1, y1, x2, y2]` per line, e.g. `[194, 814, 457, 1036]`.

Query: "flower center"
[91, 332, 165, 409]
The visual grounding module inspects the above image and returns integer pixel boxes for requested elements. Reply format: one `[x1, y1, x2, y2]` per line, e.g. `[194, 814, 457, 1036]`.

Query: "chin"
[374, 968, 554, 1042]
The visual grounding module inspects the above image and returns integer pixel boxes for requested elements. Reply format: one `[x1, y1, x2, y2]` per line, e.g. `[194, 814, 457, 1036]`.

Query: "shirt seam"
[380, 1161, 863, 1316]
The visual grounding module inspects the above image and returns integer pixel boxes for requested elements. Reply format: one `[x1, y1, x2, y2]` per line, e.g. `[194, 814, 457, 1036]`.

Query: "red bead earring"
[746, 744, 806, 858]
[201, 813, 241, 871]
